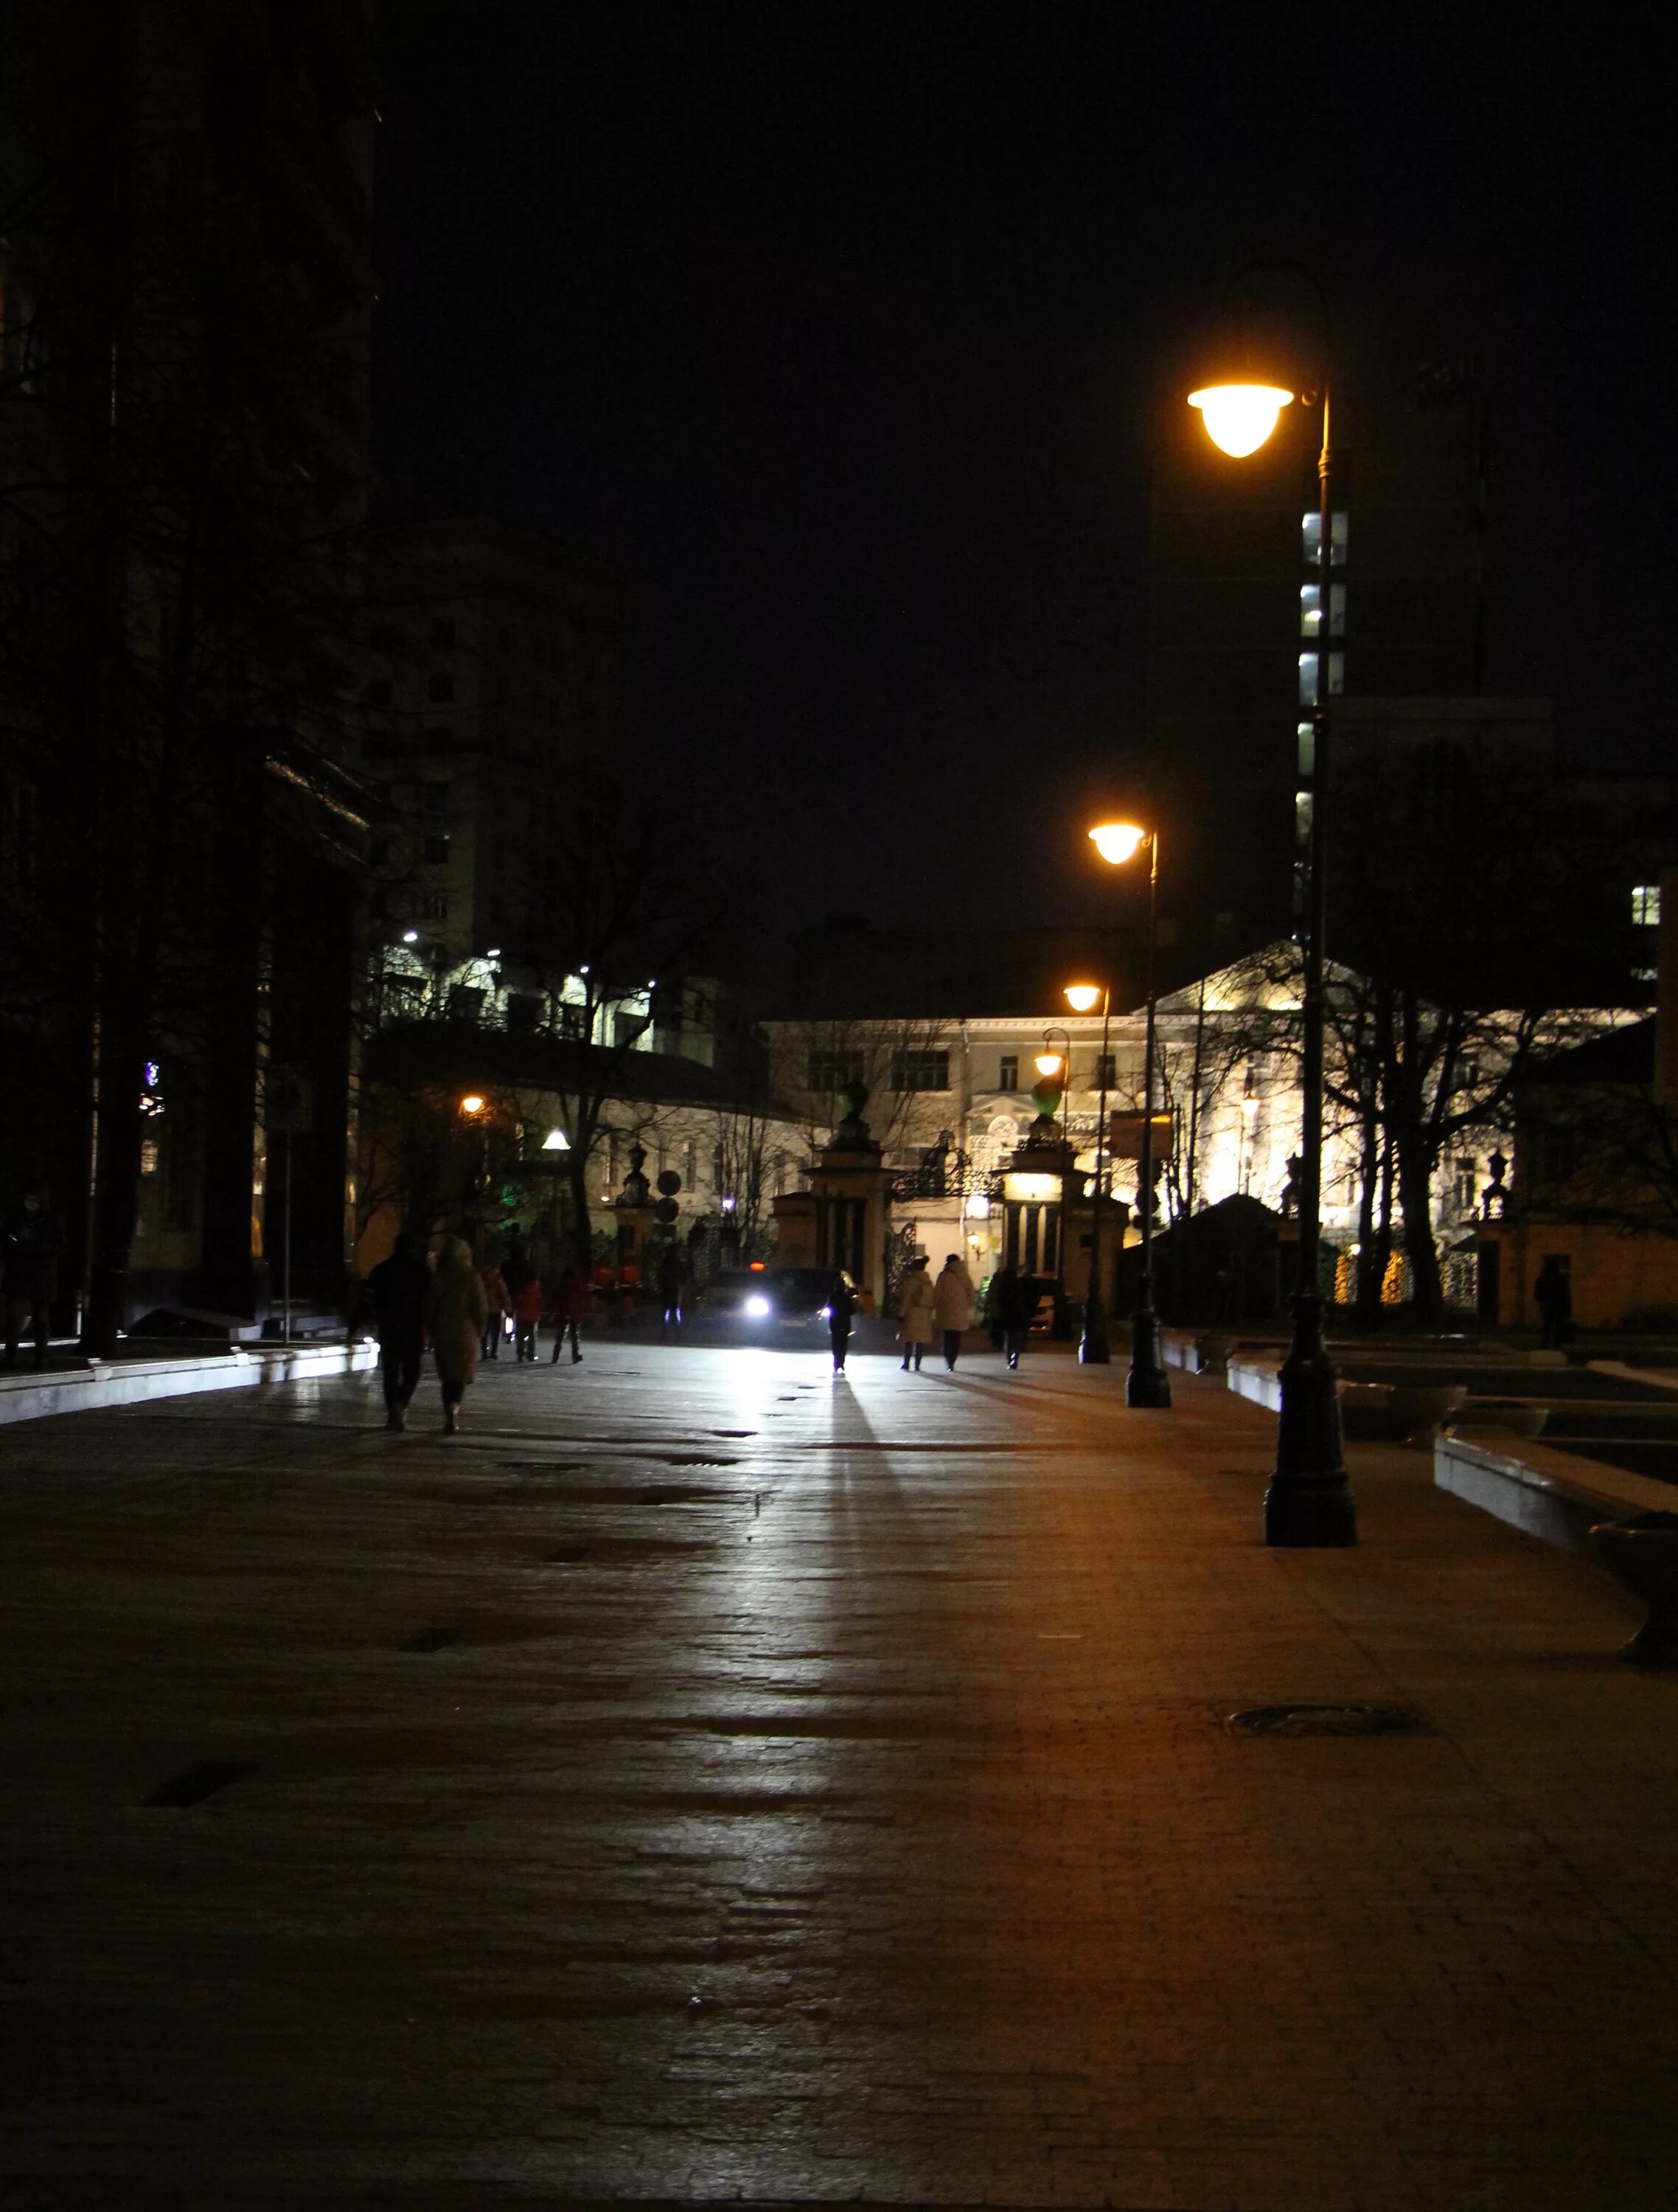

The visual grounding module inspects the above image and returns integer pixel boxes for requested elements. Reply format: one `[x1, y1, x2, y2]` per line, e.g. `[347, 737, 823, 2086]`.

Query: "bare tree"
[770, 1015, 953, 1165]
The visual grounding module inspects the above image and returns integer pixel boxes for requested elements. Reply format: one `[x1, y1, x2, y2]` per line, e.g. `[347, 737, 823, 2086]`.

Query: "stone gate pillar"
[806, 1083, 893, 1310]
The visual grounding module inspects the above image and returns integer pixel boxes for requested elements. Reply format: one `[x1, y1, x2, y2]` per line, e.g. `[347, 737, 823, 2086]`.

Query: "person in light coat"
[931, 1253, 977, 1371]
[425, 1237, 488, 1433]
[897, 1256, 936, 1372]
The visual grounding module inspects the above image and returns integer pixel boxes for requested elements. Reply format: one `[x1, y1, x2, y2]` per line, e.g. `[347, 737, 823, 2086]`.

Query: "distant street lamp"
[1086, 822, 1170, 1408]
[1188, 271, 1354, 1545]
[1065, 981, 1112, 1364]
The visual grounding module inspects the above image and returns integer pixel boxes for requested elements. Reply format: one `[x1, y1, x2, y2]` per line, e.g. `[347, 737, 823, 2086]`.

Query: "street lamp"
[1065, 981, 1112, 1364]
[1037, 1028, 1074, 1337]
[1188, 288, 1354, 1546]
[1086, 821, 1171, 1408]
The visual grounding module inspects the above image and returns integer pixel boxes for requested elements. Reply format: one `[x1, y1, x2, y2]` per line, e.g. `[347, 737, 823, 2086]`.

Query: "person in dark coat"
[994, 1265, 1042, 1371]
[828, 1273, 857, 1376]
[3, 1185, 66, 1372]
[656, 1244, 685, 1338]
[1533, 1255, 1573, 1350]
[366, 1230, 429, 1430]
[550, 1264, 586, 1364]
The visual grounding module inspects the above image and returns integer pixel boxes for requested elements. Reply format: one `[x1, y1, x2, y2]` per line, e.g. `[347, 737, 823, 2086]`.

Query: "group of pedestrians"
[894, 1255, 1042, 1373]
[366, 1234, 589, 1435]
[477, 1241, 581, 1364]
[894, 1253, 977, 1372]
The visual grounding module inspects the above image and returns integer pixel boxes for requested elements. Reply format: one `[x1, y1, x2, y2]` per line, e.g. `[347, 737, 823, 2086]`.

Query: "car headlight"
[818, 1304, 832, 1320]
[744, 1295, 771, 1318]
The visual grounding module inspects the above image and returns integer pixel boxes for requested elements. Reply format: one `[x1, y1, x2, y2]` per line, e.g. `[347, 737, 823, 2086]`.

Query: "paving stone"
[3, 1345, 1677, 2206]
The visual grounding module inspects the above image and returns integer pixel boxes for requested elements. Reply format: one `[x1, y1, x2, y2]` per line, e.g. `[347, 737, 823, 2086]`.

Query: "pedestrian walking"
[512, 1271, 544, 1362]
[932, 1252, 976, 1371]
[366, 1229, 428, 1430]
[993, 1265, 1041, 1371]
[425, 1237, 487, 1434]
[550, 1263, 586, 1364]
[897, 1256, 935, 1371]
[1534, 1255, 1573, 1351]
[2, 1183, 66, 1372]
[656, 1244, 684, 1338]
[478, 1259, 511, 1360]
[828, 1273, 857, 1375]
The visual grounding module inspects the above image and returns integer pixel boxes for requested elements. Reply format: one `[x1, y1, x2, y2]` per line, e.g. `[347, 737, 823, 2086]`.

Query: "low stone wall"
[1433, 1431, 1674, 1557]
[0, 1340, 379, 1428]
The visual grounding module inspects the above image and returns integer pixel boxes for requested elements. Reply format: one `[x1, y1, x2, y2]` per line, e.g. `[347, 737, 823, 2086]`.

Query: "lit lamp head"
[1034, 1051, 1065, 1080]
[1187, 382, 1293, 458]
[1064, 983, 1101, 1015]
[459, 1093, 487, 1117]
[1088, 821, 1149, 867]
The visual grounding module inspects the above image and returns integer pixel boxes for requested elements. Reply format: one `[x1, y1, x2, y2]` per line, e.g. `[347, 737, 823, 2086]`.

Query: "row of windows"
[803, 1050, 1125, 1096]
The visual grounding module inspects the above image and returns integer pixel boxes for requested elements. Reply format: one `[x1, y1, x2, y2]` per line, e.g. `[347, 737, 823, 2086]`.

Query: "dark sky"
[374, 1, 1672, 951]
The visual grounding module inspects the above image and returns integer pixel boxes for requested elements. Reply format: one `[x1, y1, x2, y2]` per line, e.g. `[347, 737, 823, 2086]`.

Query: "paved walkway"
[4, 1345, 1677, 2209]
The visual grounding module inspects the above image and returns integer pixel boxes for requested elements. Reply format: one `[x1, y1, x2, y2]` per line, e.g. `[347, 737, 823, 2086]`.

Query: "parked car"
[698, 1266, 854, 1338]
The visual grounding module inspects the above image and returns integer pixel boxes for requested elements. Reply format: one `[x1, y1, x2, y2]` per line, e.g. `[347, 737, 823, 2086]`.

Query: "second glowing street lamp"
[1065, 981, 1111, 1364]
[1086, 822, 1170, 1408]
[1187, 313, 1354, 1545]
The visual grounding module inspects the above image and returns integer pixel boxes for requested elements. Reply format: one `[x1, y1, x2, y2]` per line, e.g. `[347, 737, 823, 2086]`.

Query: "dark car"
[699, 1267, 854, 1338]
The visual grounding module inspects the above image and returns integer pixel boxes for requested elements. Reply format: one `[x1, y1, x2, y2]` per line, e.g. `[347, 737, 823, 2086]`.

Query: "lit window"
[1301, 511, 1349, 567]
[1295, 790, 1314, 849]
[1632, 885, 1661, 926]
[1299, 583, 1346, 637]
[1296, 722, 1315, 776]
[139, 1138, 160, 1177]
[1299, 653, 1319, 709]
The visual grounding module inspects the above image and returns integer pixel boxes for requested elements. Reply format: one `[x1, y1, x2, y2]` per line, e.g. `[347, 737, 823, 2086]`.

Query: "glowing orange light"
[1064, 984, 1101, 1014]
[1188, 383, 1293, 457]
[1088, 822, 1148, 866]
[459, 1093, 487, 1116]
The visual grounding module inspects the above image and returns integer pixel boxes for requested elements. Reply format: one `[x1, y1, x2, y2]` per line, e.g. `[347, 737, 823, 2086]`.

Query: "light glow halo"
[1188, 383, 1293, 457]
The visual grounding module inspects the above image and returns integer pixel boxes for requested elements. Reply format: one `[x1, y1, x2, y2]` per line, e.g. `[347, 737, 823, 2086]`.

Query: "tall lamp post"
[1086, 822, 1170, 1408]
[1065, 981, 1111, 1363]
[1187, 307, 1354, 1545]
[1034, 1031, 1073, 1338]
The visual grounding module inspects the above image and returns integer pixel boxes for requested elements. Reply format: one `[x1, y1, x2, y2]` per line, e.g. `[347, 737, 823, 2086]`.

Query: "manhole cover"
[400, 1627, 461, 1653]
[144, 1760, 252, 1808]
[1227, 1702, 1422, 1739]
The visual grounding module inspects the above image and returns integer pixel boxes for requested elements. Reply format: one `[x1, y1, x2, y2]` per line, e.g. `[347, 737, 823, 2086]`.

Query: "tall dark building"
[363, 516, 626, 974]
[0, 1, 377, 1340]
[1144, 366, 1489, 963]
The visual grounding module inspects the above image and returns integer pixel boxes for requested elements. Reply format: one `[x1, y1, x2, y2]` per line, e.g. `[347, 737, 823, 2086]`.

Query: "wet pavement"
[5, 1342, 1678, 2208]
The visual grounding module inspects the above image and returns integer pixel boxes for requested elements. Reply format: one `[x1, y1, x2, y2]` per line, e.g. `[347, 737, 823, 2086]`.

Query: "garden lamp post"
[1086, 822, 1170, 1408]
[1065, 981, 1112, 1363]
[1188, 288, 1354, 1543]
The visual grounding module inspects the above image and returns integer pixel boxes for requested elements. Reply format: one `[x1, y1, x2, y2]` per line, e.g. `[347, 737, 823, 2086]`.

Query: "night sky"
[374, 1, 1671, 953]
